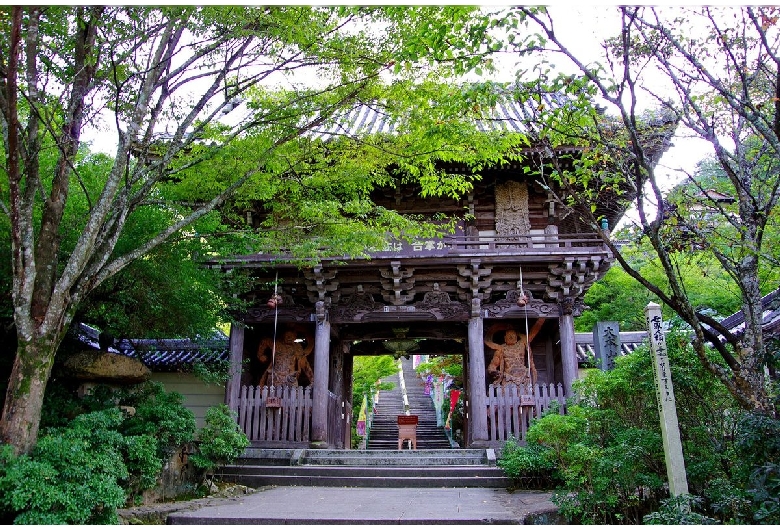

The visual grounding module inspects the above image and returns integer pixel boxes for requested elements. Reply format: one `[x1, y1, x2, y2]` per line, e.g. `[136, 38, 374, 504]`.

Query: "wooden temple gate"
[208, 93, 675, 450]
[218, 178, 614, 449]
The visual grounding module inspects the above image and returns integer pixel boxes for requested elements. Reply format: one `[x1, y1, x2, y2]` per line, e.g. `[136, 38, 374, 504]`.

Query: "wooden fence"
[237, 385, 312, 445]
[327, 391, 351, 449]
[486, 382, 566, 443]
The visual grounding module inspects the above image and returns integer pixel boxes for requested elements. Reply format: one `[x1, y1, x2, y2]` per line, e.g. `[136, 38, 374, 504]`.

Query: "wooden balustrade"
[446, 233, 604, 251]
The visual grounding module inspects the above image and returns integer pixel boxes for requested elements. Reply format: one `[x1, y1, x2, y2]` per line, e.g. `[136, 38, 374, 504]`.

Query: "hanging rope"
[269, 271, 279, 388]
[519, 265, 533, 386]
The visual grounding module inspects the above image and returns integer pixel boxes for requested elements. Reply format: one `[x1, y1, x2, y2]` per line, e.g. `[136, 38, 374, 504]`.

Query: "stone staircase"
[215, 447, 511, 488]
[367, 357, 452, 450]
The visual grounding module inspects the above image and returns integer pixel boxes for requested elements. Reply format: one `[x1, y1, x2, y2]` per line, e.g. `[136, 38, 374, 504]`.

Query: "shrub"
[503, 331, 780, 524]
[644, 494, 719, 525]
[0, 410, 128, 524]
[497, 436, 556, 489]
[0, 379, 201, 523]
[189, 404, 249, 473]
[119, 381, 196, 457]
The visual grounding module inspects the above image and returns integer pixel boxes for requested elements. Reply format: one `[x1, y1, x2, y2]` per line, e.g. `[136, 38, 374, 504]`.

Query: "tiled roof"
[716, 287, 780, 340]
[73, 323, 229, 372]
[115, 338, 229, 372]
[307, 91, 584, 153]
[574, 331, 648, 365]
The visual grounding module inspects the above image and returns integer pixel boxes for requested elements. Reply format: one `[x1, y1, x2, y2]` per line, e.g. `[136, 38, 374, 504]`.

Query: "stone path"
[163, 485, 559, 525]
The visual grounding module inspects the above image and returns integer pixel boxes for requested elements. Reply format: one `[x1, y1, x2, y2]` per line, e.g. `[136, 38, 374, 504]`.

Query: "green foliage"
[0, 380, 201, 522]
[193, 357, 242, 386]
[189, 404, 249, 472]
[497, 332, 780, 524]
[577, 265, 652, 331]
[497, 437, 556, 489]
[577, 236, 757, 333]
[119, 382, 196, 457]
[643, 494, 719, 525]
[415, 355, 463, 383]
[123, 434, 163, 495]
[0, 410, 128, 524]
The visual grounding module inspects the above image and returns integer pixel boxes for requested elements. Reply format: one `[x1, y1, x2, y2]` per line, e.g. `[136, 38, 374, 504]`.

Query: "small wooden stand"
[397, 415, 418, 450]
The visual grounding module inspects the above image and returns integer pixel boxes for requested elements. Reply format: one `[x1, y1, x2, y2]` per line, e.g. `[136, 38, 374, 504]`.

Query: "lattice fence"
[486, 382, 566, 442]
[237, 385, 312, 443]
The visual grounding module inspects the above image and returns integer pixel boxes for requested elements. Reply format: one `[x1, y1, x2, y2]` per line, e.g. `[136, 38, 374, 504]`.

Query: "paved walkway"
[165, 486, 559, 525]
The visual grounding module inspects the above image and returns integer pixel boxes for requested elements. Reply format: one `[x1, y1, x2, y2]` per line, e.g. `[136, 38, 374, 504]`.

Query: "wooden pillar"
[343, 342, 354, 450]
[559, 299, 578, 399]
[310, 301, 330, 448]
[225, 324, 244, 413]
[468, 299, 489, 446]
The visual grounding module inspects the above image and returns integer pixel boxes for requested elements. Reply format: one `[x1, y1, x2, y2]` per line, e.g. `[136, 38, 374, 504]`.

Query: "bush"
[0, 380, 201, 523]
[119, 381, 196, 457]
[0, 410, 128, 524]
[497, 436, 556, 489]
[189, 404, 249, 473]
[644, 494, 719, 525]
[500, 331, 780, 525]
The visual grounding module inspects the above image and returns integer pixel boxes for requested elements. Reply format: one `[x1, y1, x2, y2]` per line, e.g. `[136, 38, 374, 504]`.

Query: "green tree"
[578, 265, 651, 332]
[0, 6, 503, 454]
[351, 355, 398, 420]
[511, 6, 780, 414]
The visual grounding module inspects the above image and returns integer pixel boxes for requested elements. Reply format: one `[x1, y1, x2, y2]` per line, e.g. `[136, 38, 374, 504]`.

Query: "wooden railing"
[446, 233, 605, 251]
[486, 382, 566, 443]
[237, 385, 312, 445]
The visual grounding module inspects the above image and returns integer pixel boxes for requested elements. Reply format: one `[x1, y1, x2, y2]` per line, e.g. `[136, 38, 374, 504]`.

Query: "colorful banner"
[356, 394, 368, 436]
[450, 389, 461, 413]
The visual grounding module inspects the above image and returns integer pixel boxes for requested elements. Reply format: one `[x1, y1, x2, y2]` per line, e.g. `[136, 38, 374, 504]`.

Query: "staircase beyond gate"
[367, 358, 452, 450]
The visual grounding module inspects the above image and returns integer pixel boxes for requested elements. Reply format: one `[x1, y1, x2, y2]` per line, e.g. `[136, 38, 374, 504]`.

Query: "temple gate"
[211, 95, 676, 449]
[219, 169, 615, 449]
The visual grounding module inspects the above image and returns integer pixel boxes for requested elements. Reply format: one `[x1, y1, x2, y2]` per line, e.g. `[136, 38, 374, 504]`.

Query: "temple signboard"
[373, 222, 465, 258]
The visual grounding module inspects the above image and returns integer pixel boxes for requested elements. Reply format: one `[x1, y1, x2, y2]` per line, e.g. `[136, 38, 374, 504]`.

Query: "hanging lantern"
[267, 293, 283, 308]
[517, 292, 529, 307]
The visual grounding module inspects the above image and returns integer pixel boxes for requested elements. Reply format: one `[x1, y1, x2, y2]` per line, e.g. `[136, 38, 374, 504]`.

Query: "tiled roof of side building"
[714, 287, 780, 341]
[73, 323, 229, 373]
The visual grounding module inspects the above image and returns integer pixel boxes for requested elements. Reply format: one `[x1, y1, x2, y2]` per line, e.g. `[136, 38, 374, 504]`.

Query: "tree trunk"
[0, 336, 59, 455]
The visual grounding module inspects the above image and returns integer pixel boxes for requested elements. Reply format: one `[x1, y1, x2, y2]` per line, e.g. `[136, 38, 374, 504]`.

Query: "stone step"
[221, 465, 506, 478]
[365, 358, 454, 451]
[217, 448, 510, 488]
[237, 448, 491, 465]
[214, 472, 512, 489]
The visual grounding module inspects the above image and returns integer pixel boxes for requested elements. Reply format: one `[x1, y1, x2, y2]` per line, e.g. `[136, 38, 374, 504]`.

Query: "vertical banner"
[645, 303, 689, 496]
[356, 395, 367, 436]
